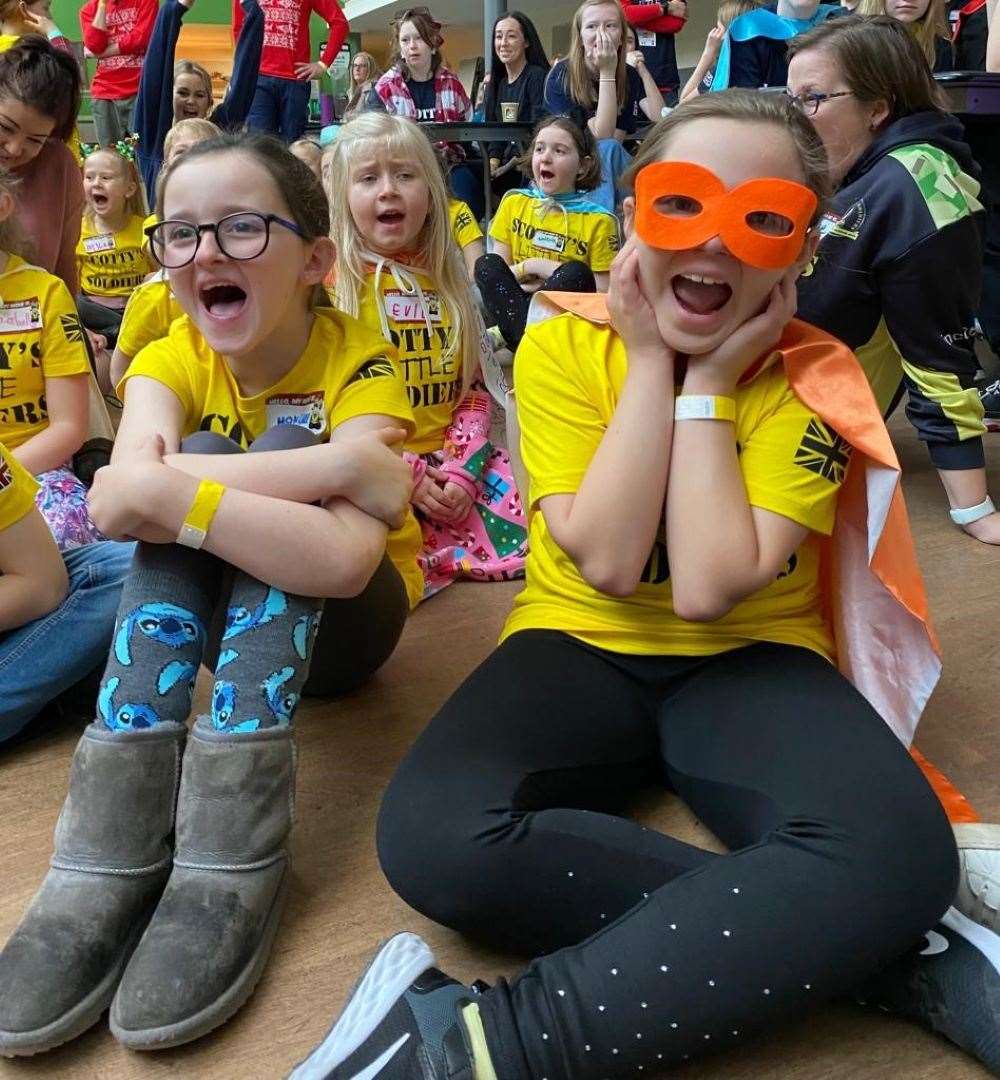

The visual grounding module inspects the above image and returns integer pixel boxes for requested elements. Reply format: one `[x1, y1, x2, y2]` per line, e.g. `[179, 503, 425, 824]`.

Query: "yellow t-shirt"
[355, 268, 464, 455]
[502, 313, 847, 658]
[120, 306, 425, 608]
[489, 192, 620, 272]
[449, 199, 483, 251]
[0, 440, 39, 532]
[77, 214, 154, 299]
[117, 270, 184, 360]
[0, 256, 91, 450]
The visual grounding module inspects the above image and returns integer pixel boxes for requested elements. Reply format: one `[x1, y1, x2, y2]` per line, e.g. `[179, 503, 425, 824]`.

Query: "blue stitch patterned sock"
[96, 544, 219, 733]
[209, 571, 323, 734]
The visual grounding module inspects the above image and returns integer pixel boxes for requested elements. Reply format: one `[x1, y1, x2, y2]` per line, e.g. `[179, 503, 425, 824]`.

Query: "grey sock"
[210, 572, 323, 733]
[97, 545, 218, 733]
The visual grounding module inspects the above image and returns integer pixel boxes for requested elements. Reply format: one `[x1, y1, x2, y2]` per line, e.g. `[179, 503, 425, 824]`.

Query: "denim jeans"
[91, 95, 137, 147]
[592, 138, 633, 213]
[0, 541, 135, 743]
[246, 74, 311, 142]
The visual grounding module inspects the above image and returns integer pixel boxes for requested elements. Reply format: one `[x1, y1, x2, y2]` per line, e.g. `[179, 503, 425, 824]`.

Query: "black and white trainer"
[288, 933, 476, 1080]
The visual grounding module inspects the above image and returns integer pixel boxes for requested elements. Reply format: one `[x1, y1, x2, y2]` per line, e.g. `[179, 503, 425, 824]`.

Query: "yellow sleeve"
[0, 443, 39, 532]
[488, 194, 515, 248]
[118, 282, 175, 359]
[740, 388, 847, 536]
[515, 318, 609, 507]
[118, 337, 197, 422]
[40, 277, 91, 378]
[328, 341, 417, 436]
[450, 201, 483, 249]
[587, 213, 621, 273]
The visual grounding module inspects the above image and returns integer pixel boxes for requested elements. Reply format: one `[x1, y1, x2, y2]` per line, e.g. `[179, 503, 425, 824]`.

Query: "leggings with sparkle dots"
[377, 630, 958, 1078]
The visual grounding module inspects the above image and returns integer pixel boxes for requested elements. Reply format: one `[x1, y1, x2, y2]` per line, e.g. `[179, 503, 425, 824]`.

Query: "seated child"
[0, 131, 422, 1056]
[475, 115, 620, 349]
[0, 169, 99, 550]
[326, 112, 528, 597]
[76, 143, 152, 388]
[0, 441, 134, 744]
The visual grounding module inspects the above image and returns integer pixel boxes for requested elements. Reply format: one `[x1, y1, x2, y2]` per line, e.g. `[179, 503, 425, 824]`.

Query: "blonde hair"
[173, 59, 213, 108]
[565, 0, 628, 113]
[83, 147, 148, 228]
[717, 0, 762, 25]
[859, 0, 949, 64]
[0, 167, 27, 258]
[325, 112, 480, 390]
[163, 117, 218, 160]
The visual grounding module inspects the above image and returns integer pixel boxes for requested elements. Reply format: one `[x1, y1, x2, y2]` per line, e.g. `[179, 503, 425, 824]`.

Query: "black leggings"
[377, 631, 957, 1078]
[475, 253, 596, 350]
[183, 427, 409, 698]
[77, 295, 124, 351]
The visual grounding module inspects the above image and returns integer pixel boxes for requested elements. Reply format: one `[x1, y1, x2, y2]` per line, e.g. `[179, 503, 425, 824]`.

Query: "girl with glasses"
[0, 132, 422, 1055]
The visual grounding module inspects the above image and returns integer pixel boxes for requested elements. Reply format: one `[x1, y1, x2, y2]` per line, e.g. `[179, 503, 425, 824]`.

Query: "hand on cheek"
[608, 245, 675, 364]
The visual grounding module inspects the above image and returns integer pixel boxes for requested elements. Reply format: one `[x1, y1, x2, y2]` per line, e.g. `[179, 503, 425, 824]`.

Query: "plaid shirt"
[374, 66, 473, 161]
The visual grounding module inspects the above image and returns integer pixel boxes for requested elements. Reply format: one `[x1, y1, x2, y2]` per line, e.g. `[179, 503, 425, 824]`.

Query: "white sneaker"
[954, 823, 1000, 933]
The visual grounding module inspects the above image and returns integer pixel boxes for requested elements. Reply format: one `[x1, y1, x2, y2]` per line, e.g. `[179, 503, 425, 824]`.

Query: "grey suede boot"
[0, 721, 185, 1057]
[110, 716, 295, 1050]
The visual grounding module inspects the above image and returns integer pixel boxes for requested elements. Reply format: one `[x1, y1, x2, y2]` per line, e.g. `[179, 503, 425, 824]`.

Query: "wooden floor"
[1, 410, 998, 1080]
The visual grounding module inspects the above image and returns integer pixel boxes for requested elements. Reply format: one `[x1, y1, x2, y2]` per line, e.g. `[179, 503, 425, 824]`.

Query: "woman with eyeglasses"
[790, 17, 998, 549]
[0, 131, 422, 1055]
[372, 7, 483, 218]
[344, 50, 381, 121]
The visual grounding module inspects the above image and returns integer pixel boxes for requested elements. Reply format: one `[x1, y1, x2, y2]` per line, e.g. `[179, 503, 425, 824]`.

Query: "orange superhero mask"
[633, 162, 818, 270]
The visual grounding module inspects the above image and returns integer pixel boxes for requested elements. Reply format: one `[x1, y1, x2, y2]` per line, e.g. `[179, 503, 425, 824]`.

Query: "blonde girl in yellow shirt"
[0, 168, 96, 549]
[0, 132, 419, 1056]
[298, 92, 966, 1080]
[76, 143, 152, 388]
[326, 112, 527, 597]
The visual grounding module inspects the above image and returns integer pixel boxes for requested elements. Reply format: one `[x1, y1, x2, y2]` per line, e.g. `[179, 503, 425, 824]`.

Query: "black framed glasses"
[392, 5, 432, 20]
[145, 212, 305, 269]
[784, 90, 854, 117]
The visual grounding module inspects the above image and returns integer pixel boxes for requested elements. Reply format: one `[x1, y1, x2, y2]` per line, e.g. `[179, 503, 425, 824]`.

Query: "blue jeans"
[592, 138, 633, 213]
[246, 74, 311, 142]
[0, 541, 135, 743]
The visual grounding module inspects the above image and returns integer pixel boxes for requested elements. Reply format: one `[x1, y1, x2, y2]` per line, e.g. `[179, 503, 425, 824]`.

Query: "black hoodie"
[798, 110, 986, 470]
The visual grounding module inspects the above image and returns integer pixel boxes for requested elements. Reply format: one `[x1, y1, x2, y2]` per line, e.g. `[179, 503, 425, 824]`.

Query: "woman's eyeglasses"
[784, 89, 854, 117]
[146, 212, 305, 269]
[392, 5, 432, 20]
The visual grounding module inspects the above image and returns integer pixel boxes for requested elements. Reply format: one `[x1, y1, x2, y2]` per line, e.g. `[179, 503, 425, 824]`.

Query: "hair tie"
[81, 133, 139, 162]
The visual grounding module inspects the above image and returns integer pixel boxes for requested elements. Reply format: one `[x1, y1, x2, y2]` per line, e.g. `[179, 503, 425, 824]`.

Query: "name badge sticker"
[265, 391, 327, 435]
[83, 233, 116, 254]
[383, 290, 442, 324]
[531, 230, 567, 255]
[0, 298, 43, 334]
[637, 29, 656, 46]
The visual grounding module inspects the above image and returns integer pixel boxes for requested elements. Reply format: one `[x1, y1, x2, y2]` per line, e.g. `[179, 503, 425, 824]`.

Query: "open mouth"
[671, 273, 733, 316]
[377, 209, 405, 226]
[200, 283, 247, 319]
[537, 167, 555, 183]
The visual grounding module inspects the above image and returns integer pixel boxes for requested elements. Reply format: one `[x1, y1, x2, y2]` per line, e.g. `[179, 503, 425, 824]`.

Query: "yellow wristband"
[674, 394, 736, 422]
[176, 479, 225, 550]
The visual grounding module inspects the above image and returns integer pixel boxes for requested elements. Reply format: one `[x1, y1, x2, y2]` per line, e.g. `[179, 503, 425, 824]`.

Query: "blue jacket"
[133, 0, 264, 201]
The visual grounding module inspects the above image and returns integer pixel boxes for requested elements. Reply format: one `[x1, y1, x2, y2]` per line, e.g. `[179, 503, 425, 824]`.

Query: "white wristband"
[674, 395, 736, 422]
[949, 496, 996, 526]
